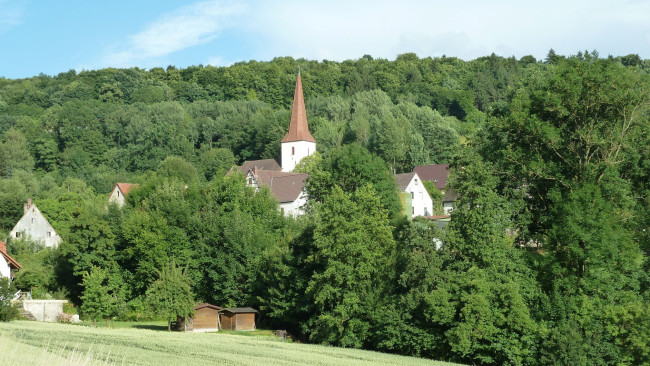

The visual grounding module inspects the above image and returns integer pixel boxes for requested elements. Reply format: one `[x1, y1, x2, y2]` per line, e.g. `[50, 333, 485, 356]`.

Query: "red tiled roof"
[116, 183, 139, 196]
[251, 170, 308, 203]
[0, 241, 21, 269]
[281, 74, 316, 143]
[413, 164, 449, 190]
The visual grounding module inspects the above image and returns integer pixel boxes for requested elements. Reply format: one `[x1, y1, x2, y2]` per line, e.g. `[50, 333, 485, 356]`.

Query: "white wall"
[108, 186, 126, 207]
[279, 191, 308, 217]
[443, 202, 454, 215]
[10, 204, 61, 248]
[0, 256, 10, 278]
[281, 141, 316, 172]
[405, 174, 433, 218]
[22, 300, 68, 322]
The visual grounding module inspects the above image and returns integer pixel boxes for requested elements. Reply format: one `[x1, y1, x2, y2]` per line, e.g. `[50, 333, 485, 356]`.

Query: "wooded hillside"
[1, 51, 649, 365]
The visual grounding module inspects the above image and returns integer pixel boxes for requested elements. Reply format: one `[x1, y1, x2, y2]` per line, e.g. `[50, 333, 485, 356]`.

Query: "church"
[235, 73, 316, 216]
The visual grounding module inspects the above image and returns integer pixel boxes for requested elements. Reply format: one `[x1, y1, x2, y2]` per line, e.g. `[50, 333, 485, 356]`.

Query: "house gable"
[10, 200, 61, 248]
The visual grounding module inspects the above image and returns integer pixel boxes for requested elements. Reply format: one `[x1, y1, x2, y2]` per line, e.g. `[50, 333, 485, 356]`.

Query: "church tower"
[281, 73, 316, 172]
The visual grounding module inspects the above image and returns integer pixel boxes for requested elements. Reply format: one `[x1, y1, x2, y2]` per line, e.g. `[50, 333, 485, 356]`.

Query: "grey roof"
[238, 159, 281, 174]
[253, 170, 308, 203]
[443, 188, 458, 203]
[223, 307, 258, 314]
[413, 164, 449, 190]
[394, 172, 416, 191]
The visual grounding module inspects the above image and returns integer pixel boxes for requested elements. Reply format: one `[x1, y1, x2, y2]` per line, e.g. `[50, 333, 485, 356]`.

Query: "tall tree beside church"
[306, 185, 396, 347]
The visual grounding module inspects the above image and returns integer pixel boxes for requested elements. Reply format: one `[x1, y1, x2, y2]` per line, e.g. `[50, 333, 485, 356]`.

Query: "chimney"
[24, 198, 32, 214]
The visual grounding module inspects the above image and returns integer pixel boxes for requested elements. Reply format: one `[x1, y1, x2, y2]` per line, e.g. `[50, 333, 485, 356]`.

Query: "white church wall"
[281, 141, 316, 172]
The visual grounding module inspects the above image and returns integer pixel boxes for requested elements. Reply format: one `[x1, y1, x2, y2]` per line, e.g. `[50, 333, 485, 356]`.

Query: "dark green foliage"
[0, 279, 19, 322]
[306, 144, 402, 220]
[0, 52, 648, 364]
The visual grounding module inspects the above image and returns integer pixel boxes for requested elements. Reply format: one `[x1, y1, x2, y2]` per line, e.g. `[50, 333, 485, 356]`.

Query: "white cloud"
[103, 0, 246, 67]
[245, 0, 650, 61]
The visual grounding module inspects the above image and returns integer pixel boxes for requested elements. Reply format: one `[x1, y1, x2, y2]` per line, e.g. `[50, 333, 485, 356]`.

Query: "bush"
[0, 279, 20, 322]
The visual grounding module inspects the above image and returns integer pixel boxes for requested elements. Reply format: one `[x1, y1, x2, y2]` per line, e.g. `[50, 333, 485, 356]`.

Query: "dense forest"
[1, 51, 649, 365]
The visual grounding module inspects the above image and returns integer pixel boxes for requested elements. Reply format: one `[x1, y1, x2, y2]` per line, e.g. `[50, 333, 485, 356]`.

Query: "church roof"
[237, 159, 281, 174]
[281, 74, 316, 143]
[250, 170, 309, 203]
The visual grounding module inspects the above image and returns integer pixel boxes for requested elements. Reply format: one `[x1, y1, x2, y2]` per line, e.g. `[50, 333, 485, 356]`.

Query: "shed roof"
[413, 164, 449, 190]
[394, 172, 416, 191]
[194, 303, 222, 311]
[0, 241, 21, 269]
[223, 307, 258, 314]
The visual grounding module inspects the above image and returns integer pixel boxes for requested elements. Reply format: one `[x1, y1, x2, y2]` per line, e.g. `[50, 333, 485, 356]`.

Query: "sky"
[1, 0, 649, 78]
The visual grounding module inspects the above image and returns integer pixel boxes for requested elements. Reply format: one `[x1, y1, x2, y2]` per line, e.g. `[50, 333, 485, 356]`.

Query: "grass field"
[0, 321, 460, 366]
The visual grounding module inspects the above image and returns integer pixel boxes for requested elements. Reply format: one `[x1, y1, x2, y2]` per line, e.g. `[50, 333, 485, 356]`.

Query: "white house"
[395, 172, 434, 218]
[234, 73, 315, 217]
[108, 182, 139, 208]
[10, 199, 61, 248]
[414, 164, 456, 215]
[0, 241, 21, 279]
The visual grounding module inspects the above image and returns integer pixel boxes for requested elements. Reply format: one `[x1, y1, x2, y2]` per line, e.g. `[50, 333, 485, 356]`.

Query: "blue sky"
[1, 0, 649, 78]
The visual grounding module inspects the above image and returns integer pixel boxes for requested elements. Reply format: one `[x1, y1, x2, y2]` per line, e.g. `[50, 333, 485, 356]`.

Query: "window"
[15, 232, 20, 238]
[412, 207, 414, 215]
[292, 146, 295, 155]
[117, 191, 120, 197]
[248, 178, 253, 185]
[411, 192, 414, 199]
[47, 232, 52, 238]
[31, 218, 35, 224]
[414, 178, 418, 185]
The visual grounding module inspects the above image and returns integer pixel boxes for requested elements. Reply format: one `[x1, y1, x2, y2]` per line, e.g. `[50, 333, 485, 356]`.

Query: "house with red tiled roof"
[234, 73, 316, 217]
[0, 241, 21, 279]
[108, 182, 140, 208]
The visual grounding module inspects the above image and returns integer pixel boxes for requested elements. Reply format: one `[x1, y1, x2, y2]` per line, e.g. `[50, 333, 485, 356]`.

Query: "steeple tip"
[281, 73, 315, 143]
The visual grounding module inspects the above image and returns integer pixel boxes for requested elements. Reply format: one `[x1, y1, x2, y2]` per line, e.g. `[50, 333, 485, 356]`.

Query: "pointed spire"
[282, 73, 316, 143]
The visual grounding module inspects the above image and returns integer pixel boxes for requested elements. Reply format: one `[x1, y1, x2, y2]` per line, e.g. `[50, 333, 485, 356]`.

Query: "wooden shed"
[175, 303, 222, 332]
[220, 307, 258, 331]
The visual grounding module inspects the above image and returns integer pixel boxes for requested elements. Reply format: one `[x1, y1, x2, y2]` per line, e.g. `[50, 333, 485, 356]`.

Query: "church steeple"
[281, 73, 317, 172]
[282, 73, 316, 143]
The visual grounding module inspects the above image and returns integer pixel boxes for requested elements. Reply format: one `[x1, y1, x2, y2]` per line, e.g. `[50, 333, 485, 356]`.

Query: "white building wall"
[107, 187, 127, 207]
[0, 257, 10, 278]
[10, 204, 61, 248]
[281, 141, 316, 172]
[443, 202, 454, 215]
[279, 191, 308, 217]
[405, 174, 433, 218]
